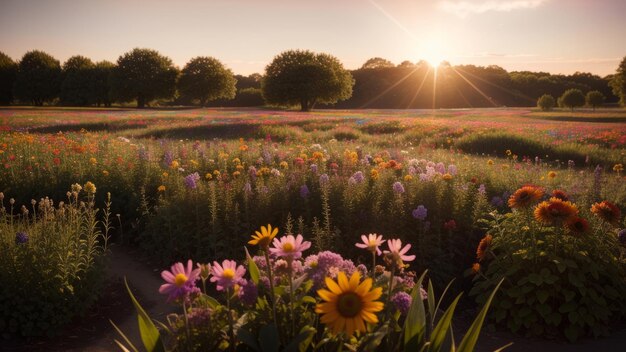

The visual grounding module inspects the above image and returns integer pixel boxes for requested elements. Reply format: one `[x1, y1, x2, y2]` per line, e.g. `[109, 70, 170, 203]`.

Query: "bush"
[0, 184, 111, 337]
[537, 94, 555, 111]
[558, 89, 585, 111]
[470, 188, 626, 341]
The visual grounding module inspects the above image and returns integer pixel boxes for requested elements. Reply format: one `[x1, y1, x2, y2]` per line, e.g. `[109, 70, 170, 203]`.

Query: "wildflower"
[448, 164, 458, 175]
[319, 173, 330, 185]
[305, 251, 356, 288]
[170, 160, 180, 169]
[89, 157, 97, 165]
[352, 171, 365, 184]
[534, 198, 578, 225]
[243, 182, 253, 195]
[384, 239, 416, 266]
[355, 234, 386, 255]
[548, 171, 557, 179]
[613, 164, 623, 173]
[471, 263, 481, 274]
[391, 291, 412, 315]
[551, 189, 569, 201]
[205, 172, 212, 180]
[310, 164, 318, 174]
[102, 170, 109, 176]
[84, 181, 96, 194]
[197, 263, 211, 281]
[443, 219, 457, 231]
[476, 234, 492, 261]
[159, 260, 201, 302]
[591, 201, 621, 225]
[237, 280, 258, 305]
[618, 229, 626, 246]
[210, 260, 246, 291]
[157, 185, 166, 192]
[184, 172, 201, 189]
[370, 169, 379, 180]
[300, 185, 310, 198]
[566, 217, 589, 235]
[392, 181, 405, 194]
[478, 184, 486, 195]
[270, 234, 312, 260]
[412, 205, 427, 221]
[15, 232, 28, 245]
[442, 173, 453, 181]
[71, 183, 82, 193]
[487, 159, 494, 166]
[508, 186, 544, 209]
[315, 271, 384, 337]
[280, 161, 289, 169]
[249, 224, 279, 248]
[404, 174, 413, 181]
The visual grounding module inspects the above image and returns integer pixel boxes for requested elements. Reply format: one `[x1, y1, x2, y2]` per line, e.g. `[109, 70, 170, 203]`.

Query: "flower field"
[1, 107, 625, 350]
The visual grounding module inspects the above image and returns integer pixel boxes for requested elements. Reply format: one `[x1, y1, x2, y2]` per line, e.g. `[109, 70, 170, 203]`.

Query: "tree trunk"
[137, 95, 145, 109]
[300, 98, 310, 112]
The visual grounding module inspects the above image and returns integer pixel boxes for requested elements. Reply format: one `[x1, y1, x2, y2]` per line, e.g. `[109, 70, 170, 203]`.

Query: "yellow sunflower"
[248, 224, 278, 248]
[315, 271, 384, 337]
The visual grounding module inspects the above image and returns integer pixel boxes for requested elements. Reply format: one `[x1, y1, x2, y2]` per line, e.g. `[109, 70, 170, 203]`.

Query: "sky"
[1, 0, 625, 76]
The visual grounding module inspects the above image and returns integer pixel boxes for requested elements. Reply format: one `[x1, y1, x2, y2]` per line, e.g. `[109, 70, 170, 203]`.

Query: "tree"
[110, 48, 178, 108]
[0, 52, 17, 105]
[585, 90, 604, 111]
[609, 56, 626, 106]
[558, 89, 585, 111]
[13, 50, 61, 106]
[262, 50, 354, 111]
[178, 57, 236, 106]
[398, 60, 416, 68]
[537, 94, 555, 111]
[93, 61, 115, 107]
[361, 57, 395, 70]
[60, 55, 95, 106]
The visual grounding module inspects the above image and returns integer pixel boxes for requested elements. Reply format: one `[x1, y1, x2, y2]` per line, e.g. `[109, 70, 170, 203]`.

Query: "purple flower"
[15, 232, 28, 245]
[412, 205, 428, 221]
[300, 185, 310, 198]
[304, 251, 356, 289]
[478, 184, 486, 195]
[319, 173, 329, 185]
[184, 172, 201, 189]
[490, 196, 504, 207]
[163, 150, 174, 167]
[211, 260, 246, 291]
[618, 229, 626, 246]
[391, 292, 412, 315]
[238, 280, 258, 306]
[138, 148, 150, 161]
[186, 307, 213, 327]
[448, 164, 458, 175]
[243, 182, 253, 195]
[435, 162, 446, 174]
[310, 164, 318, 174]
[352, 171, 365, 184]
[393, 181, 405, 194]
[159, 260, 201, 302]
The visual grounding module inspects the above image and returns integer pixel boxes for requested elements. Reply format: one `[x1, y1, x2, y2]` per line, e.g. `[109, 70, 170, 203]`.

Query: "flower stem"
[288, 259, 295, 339]
[226, 289, 236, 352]
[371, 251, 376, 279]
[263, 249, 278, 326]
[182, 300, 191, 351]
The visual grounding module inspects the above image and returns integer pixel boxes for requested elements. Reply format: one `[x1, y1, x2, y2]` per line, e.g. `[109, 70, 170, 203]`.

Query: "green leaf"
[283, 327, 315, 352]
[403, 271, 428, 351]
[245, 247, 260, 286]
[124, 278, 164, 352]
[427, 280, 436, 327]
[110, 319, 139, 352]
[259, 324, 280, 352]
[434, 278, 456, 326]
[457, 278, 504, 352]
[536, 290, 549, 304]
[359, 323, 390, 352]
[301, 295, 317, 304]
[237, 329, 260, 351]
[430, 293, 462, 352]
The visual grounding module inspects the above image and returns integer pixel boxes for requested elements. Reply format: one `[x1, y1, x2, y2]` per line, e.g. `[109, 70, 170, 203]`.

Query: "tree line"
[1, 49, 625, 110]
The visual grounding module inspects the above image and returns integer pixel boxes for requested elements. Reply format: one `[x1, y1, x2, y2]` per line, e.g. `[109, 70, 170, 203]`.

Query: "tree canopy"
[13, 50, 62, 106]
[93, 61, 115, 107]
[0, 52, 17, 105]
[361, 57, 395, 70]
[558, 89, 585, 111]
[60, 55, 96, 106]
[585, 90, 604, 111]
[110, 48, 178, 108]
[609, 56, 626, 106]
[262, 50, 354, 111]
[178, 56, 237, 106]
[537, 94, 555, 111]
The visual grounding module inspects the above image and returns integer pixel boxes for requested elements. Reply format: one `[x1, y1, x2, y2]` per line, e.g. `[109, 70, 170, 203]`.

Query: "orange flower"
[508, 186, 544, 209]
[591, 201, 621, 225]
[534, 198, 578, 225]
[476, 234, 493, 261]
[566, 217, 589, 235]
[471, 263, 481, 274]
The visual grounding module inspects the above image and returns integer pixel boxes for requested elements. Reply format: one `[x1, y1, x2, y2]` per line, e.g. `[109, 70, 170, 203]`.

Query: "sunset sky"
[1, 0, 624, 76]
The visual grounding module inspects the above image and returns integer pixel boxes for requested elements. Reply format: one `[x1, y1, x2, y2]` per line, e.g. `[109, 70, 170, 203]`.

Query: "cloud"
[439, 0, 547, 17]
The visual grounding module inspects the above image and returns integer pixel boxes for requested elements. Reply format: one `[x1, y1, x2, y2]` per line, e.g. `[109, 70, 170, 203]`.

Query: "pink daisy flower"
[355, 233, 386, 255]
[384, 239, 416, 263]
[269, 234, 311, 260]
[210, 259, 246, 291]
[159, 259, 201, 302]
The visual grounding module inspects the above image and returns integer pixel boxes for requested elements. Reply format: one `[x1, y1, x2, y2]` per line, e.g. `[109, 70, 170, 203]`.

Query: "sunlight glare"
[419, 38, 446, 68]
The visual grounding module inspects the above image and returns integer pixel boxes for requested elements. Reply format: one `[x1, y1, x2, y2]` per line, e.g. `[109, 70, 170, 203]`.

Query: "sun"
[419, 38, 446, 67]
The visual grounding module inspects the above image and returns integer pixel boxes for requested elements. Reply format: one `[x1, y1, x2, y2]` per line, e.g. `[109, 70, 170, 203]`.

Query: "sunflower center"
[174, 273, 188, 287]
[337, 292, 363, 318]
[222, 268, 235, 280]
[283, 242, 294, 252]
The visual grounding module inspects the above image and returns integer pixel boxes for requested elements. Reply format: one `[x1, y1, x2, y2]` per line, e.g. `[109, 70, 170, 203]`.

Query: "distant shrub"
[537, 94, 555, 111]
[558, 89, 585, 111]
[586, 90, 605, 111]
[0, 185, 110, 337]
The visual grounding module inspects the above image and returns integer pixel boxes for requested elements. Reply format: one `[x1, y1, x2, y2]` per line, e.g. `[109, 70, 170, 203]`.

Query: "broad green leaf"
[358, 323, 389, 352]
[283, 327, 315, 352]
[245, 247, 260, 285]
[404, 271, 428, 351]
[429, 293, 462, 352]
[124, 278, 164, 352]
[457, 278, 504, 352]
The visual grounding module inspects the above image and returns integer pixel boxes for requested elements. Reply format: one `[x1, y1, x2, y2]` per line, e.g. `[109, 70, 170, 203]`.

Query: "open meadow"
[1, 106, 625, 351]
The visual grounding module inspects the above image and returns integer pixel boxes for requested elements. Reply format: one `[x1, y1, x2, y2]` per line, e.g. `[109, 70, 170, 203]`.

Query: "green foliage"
[60, 55, 96, 106]
[93, 61, 115, 107]
[471, 204, 626, 341]
[585, 90, 605, 111]
[13, 50, 62, 106]
[262, 50, 354, 111]
[361, 57, 395, 70]
[537, 94, 555, 111]
[609, 56, 626, 106]
[558, 89, 585, 111]
[178, 57, 237, 106]
[0, 185, 109, 337]
[0, 51, 17, 105]
[111, 48, 178, 108]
